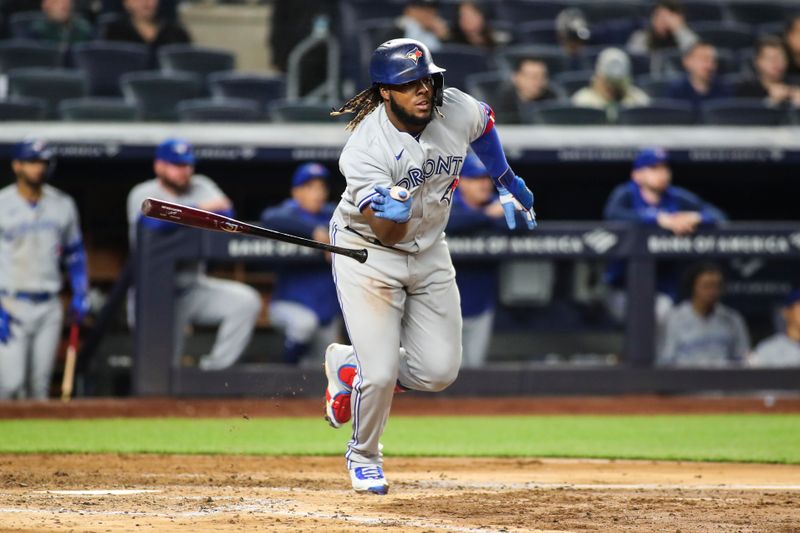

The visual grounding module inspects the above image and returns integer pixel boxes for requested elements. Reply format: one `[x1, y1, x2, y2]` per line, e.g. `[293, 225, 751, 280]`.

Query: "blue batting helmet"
[13, 138, 53, 162]
[370, 39, 446, 106]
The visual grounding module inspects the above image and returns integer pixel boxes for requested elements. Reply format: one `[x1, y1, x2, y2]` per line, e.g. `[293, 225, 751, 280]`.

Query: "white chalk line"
[417, 480, 800, 491]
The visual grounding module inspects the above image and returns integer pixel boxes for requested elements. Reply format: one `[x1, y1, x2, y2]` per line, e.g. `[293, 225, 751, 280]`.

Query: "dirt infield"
[2, 454, 800, 532]
[2, 396, 799, 532]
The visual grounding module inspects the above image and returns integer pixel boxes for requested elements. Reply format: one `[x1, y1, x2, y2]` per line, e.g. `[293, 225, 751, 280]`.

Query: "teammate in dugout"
[0, 139, 89, 399]
[324, 38, 537, 494]
[260, 163, 340, 366]
[127, 139, 261, 371]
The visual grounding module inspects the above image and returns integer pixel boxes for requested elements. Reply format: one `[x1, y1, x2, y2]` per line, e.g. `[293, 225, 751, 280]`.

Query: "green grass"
[1, 415, 799, 463]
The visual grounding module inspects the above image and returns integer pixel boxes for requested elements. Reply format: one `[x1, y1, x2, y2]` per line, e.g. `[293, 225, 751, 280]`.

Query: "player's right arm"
[362, 204, 409, 247]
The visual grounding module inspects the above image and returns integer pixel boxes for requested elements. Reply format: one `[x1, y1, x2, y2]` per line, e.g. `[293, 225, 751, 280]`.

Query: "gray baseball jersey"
[126, 175, 261, 370]
[751, 334, 800, 367]
[331, 88, 487, 468]
[659, 301, 750, 367]
[0, 183, 81, 399]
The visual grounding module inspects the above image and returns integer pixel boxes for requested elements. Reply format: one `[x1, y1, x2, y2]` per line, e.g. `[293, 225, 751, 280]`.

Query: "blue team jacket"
[260, 199, 339, 325]
[603, 181, 727, 293]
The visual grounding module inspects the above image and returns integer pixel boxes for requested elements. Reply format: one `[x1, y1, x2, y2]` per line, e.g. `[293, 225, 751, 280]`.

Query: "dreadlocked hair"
[331, 85, 382, 131]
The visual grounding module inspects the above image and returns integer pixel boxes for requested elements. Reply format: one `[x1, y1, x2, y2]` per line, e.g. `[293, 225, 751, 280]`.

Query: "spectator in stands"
[127, 139, 261, 371]
[667, 41, 730, 114]
[555, 7, 590, 71]
[259, 163, 340, 367]
[782, 15, 800, 79]
[445, 154, 512, 368]
[102, 0, 190, 60]
[388, 0, 450, 52]
[447, 1, 505, 50]
[627, 0, 698, 56]
[659, 262, 750, 368]
[737, 36, 800, 107]
[603, 147, 727, 351]
[572, 48, 650, 121]
[750, 290, 800, 367]
[494, 57, 559, 124]
[27, 0, 93, 45]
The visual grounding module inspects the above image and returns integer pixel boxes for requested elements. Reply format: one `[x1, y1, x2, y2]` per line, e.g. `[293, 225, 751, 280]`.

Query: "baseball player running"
[0, 139, 89, 400]
[325, 38, 537, 494]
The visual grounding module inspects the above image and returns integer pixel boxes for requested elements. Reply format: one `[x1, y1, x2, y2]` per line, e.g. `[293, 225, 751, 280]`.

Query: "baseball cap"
[784, 289, 800, 308]
[459, 154, 489, 179]
[156, 138, 195, 165]
[292, 162, 329, 188]
[633, 147, 669, 170]
[595, 47, 631, 82]
[13, 138, 53, 161]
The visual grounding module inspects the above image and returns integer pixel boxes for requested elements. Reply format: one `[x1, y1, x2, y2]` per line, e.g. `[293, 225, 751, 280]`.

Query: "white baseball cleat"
[349, 465, 389, 495]
[324, 343, 357, 429]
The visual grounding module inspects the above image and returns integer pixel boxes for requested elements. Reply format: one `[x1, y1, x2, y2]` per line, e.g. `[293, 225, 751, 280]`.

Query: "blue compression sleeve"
[470, 104, 514, 189]
[63, 240, 88, 295]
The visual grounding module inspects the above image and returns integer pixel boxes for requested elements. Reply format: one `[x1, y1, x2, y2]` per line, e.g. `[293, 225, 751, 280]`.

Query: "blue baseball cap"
[13, 138, 53, 161]
[459, 154, 489, 179]
[292, 162, 329, 188]
[633, 147, 668, 170]
[156, 138, 195, 165]
[784, 289, 800, 308]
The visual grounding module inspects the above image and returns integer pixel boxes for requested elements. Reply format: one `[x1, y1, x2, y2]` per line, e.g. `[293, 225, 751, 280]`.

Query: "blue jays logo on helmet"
[404, 47, 423, 65]
[370, 38, 447, 105]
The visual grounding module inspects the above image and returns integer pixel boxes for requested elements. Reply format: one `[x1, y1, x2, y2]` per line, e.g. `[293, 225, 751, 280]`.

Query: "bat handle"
[352, 249, 368, 263]
[60, 324, 80, 402]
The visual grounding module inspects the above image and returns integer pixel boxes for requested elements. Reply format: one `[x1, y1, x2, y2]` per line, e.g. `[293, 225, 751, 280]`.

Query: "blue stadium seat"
[176, 98, 263, 122]
[432, 44, 493, 90]
[701, 99, 787, 125]
[0, 40, 61, 73]
[269, 100, 339, 123]
[526, 102, 608, 125]
[636, 75, 680, 99]
[158, 44, 236, 90]
[7, 68, 87, 118]
[120, 71, 203, 121]
[464, 71, 511, 106]
[580, 1, 647, 23]
[495, 1, 566, 24]
[0, 96, 47, 120]
[72, 42, 151, 96]
[755, 22, 785, 39]
[681, 1, 726, 23]
[208, 72, 286, 114]
[515, 20, 558, 45]
[617, 99, 696, 125]
[8, 11, 45, 39]
[59, 97, 139, 121]
[726, 2, 791, 25]
[693, 22, 756, 51]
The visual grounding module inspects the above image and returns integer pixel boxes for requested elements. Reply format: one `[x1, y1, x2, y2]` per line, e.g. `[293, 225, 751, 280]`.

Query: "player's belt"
[0, 291, 56, 303]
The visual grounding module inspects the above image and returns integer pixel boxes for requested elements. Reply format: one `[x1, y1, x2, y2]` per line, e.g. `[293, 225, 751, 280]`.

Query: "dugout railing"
[133, 221, 800, 396]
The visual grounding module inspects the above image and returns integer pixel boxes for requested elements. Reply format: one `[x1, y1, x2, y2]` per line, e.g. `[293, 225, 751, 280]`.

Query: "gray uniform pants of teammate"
[331, 224, 462, 467]
[461, 309, 494, 368]
[269, 301, 340, 368]
[174, 277, 261, 370]
[0, 296, 63, 400]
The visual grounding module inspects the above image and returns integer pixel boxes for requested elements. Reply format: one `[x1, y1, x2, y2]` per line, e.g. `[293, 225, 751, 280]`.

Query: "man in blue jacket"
[603, 147, 727, 350]
[260, 162, 340, 365]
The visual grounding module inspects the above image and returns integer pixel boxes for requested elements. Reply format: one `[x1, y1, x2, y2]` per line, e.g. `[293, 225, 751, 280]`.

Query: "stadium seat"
[158, 44, 236, 87]
[617, 99, 696, 125]
[464, 71, 510, 105]
[120, 71, 203, 121]
[580, 1, 646, 23]
[59, 97, 139, 121]
[432, 44, 493, 90]
[755, 22, 784, 39]
[0, 40, 61, 73]
[8, 11, 45, 38]
[498, 45, 579, 77]
[694, 22, 756, 51]
[72, 42, 151, 96]
[680, 1, 726, 23]
[495, 1, 567, 24]
[637, 75, 679, 99]
[0, 97, 47, 120]
[268, 100, 339, 123]
[208, 72, 286, 114]
[176, 98, 263, 122]
[726, 2, 790, 25]
[515, 20, 558, 45]
[553, 70, 594, 98]
[7, 68, 87, 118]
[701, 99, 787, 126]
[526, 103, 608, 125]
[95, 12, 124, 37]
[721, 73, 758, 95]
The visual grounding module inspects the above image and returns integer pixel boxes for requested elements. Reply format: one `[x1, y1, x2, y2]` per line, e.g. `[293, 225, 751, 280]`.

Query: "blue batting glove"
[498, 176, 537, 230]
[70, 292, 90, 322]
[0, 303, 19, 344]
[370, 186, 412, 223]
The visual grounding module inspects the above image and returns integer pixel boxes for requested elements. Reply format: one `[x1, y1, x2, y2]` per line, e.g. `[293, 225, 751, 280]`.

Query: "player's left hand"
[70, 292, 90, 322]
[498, 176, 536, 230]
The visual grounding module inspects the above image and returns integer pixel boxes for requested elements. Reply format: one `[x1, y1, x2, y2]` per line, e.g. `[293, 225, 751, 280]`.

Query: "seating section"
[8, 68, 87, 118]
[0, 40, 60, 72]
[176, 98, 263, 122]
[72, 42, 150, 96]
[120, 71, 203, 121]
[59, 97, 139, 121]
[0, 97, 47, 121]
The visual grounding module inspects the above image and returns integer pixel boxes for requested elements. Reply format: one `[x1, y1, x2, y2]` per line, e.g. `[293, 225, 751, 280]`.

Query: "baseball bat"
[60, 323, 80, 402]
[140, 198, 368, 263]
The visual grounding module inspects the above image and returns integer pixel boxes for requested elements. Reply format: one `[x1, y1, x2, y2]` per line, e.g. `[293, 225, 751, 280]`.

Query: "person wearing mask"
[750, 290, 800, 367]
[260, 163, 340, 366]
[660, 262, 750, 367]
[572, 47, 650, 121]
